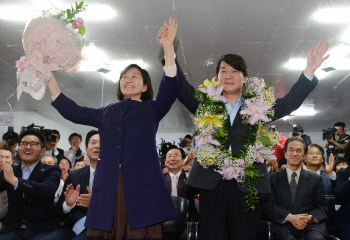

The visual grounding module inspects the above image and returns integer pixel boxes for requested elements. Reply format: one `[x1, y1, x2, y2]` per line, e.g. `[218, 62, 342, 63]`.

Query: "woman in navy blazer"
[46, 18, 179, 239]
[334, 142, 350, 239]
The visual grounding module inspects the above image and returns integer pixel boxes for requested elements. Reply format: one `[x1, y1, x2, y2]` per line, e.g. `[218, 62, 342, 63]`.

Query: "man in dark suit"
[263, 137, 328, 240]
[0, 129, 61, 239]
[157, 25, 330, 239]
[163, 145, 198, 240]
[41, 130, 99, 240]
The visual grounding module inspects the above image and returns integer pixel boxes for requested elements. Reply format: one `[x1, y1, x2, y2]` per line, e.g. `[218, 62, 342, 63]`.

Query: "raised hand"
[325, 153, 335, 176]
[0, 161, 18, 186]
[64, 183, 80, 207]
[304, 40, 330, 78]
[159, 17, 178, 48]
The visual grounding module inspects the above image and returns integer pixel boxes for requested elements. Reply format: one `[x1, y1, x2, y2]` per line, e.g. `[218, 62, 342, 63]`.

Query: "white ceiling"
[1, 0, 350, 136]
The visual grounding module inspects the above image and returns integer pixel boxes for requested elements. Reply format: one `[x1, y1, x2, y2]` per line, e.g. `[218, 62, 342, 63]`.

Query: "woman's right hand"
[159, 17, 178, 48]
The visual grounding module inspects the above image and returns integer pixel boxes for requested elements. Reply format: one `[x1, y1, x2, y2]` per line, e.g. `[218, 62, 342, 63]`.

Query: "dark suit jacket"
[319, 170, 334, 195]
[334, 167, 350, 228]
[0, 161, 61, 234]
[52, 73, 178, 231]
[170, 58, 318, 193]
[263, 168, 328, 236]
[53, 148, 64, 161]
[55, 166, 90, 227]
[164, 171, 199, 221]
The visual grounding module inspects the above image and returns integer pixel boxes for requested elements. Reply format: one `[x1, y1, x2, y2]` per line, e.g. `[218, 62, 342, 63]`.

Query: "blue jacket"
[334, 167, 350, 228]
[319, 170, 334, 195]
[52, 72, 178, 231]
[0, 161, 61, 234]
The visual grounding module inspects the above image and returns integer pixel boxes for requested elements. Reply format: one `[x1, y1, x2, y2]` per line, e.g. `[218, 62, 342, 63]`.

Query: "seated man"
[0, 148, 12, 230]
[305, 144, 336, 195]
[41, 130, 99, 240]
[163, 146, 198, 240]
[64, 133, 85, 166]
[0, 129, 61, 239]
[0, 131, 21, 165]
[263, 137, 328, 240]
[40, 155, 56, 165]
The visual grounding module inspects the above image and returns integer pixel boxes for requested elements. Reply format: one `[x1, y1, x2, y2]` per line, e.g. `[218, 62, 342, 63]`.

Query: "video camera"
[5, 126, 17, 146]
[292, 124, 299, 137]
[20, 124, 57, 143]
[322, 128, 337, 141]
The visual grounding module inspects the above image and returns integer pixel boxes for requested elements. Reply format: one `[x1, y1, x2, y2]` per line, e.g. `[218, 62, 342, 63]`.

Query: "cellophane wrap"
[17, 17, 84, 100]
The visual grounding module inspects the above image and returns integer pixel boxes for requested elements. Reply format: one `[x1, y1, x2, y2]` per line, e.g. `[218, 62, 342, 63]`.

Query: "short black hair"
[295, 126, 304, 134]
[216, 54, 249, 77]
[278, 157, 287, 168]
[52, 129, 60, 140]
[74, 159, 85, 167]
[184, 134, 192, 140]
[284, 137, 307, 153]
[334, 122, 346, 129]
[0, 147, 13, 155]
[2, 131, 19, 143]
[165, 145, 182, 158]
[58, 156, 72, 169]
[85, 130, 99, 148]
[19, 129, 46, 149]
[116, 64, 154, 101]
[307, 144, 325, 160]
[69, 133, 82, 142]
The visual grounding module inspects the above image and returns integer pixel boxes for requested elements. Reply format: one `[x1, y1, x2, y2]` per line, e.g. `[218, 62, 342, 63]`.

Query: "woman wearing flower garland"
[158, 25, 330, 240]
[46, 18, 178, 240]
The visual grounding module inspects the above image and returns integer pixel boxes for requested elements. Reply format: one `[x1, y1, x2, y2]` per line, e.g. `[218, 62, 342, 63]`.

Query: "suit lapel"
[292, 169, 309, 213]
[165, 173, 171, 193]
[231, 105, 243, 128]
[13, 165, 22, 178]
[79, 166, 90, 194]
[277, 169, 294, 211]
[177, 171, 187, 197]
[28, 161, 44, 181]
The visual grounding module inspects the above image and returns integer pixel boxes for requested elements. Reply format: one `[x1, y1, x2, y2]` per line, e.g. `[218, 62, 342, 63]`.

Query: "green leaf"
[260, 134, 270, 147]
[76, 2, 78, 8]
[79, 1, 84, 8]
[78, 24, 85, 36]
[67, 9, 72, 19]
[266, 114, 277, 120]
[264, 81, 273, 90]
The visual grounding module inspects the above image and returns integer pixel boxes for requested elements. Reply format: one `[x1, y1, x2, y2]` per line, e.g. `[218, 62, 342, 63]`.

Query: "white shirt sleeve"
[329, 171, 337, 180]
[163, 65, 177, 78]
[62, 201, 76, 214]
[51, 93, 61, 101]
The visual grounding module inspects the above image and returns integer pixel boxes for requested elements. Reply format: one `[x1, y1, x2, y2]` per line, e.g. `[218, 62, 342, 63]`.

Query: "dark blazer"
[319, 170, 334, 195]
[0, 161, 61, 234]
[55, 166, 90, 227]
[334, 167, 350, 228]
[171, 58, 318, 193]
[53, 148, 64, 161]
[263, 168, 328, 236]
[164, 171, 199, 221]
[52, 73, 178, 231]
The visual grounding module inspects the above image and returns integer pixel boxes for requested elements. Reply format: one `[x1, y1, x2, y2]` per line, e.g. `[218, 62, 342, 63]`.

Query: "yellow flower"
[203, 79, 211, 88]
[197, 158, 202, 163]
[211, 77, 220, 87]
[193, 112, 224, 128]
[207, 154, 216, 166]
[207, 159, 214, 166]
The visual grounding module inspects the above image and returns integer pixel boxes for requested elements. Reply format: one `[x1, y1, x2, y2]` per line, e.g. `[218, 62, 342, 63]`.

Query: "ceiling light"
[285, 59, 306, 70]
[313, 8, 350, 23]
[291, 105, 316, 116]
[78, 5, 116, 20]
[0, 6, 41, 20]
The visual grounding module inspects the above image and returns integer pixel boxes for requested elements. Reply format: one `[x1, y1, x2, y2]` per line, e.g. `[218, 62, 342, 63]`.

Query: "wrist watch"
[308, 215, 314, 223]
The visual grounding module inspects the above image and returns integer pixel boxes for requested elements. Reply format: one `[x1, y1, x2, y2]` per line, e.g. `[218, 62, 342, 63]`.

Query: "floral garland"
[192, 77, 278, 210]
[42, 1, 88, 36]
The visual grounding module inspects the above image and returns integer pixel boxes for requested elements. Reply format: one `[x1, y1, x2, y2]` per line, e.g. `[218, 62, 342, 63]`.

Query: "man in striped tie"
[41, 130, 99, 240]
[262, 137, 328, 240]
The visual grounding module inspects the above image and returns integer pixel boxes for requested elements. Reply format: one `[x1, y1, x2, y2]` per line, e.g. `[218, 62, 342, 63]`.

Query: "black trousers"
[199, 179, 263, 240]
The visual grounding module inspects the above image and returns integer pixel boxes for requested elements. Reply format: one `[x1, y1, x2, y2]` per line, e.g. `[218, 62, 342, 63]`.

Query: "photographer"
[324, 122, 350, 160]
[0, 129, 21, 165]
[290, 125, 312, 146]
[44, 129, 64, 162]
[179, 134, 193, 155]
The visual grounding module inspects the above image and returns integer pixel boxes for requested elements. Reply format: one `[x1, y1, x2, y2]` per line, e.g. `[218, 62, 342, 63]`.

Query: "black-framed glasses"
[19, 141, 42, 148]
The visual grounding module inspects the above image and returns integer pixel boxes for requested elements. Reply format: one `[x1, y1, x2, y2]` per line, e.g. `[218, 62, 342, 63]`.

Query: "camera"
[20, 124, 57, 143]
[6, 126, 17, 146]
[292, 124, 299, 137]
[322, 128, 337, 140]
[179, 139, 188, 148]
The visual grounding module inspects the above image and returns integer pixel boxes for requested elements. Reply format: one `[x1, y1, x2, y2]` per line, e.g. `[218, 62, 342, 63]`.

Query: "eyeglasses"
[166, 154, 182, 159]
[19, 141, 42, 148]
[307, 152, 322, 156]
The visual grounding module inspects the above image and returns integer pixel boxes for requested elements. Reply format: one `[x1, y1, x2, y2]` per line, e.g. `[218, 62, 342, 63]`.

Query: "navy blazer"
[263, 168, 328, 237]
[172, 58, 319, 193]
[334, 167, 350, 228]
[55, 166, 91, 227]
[0, 161, 61, 234]
[52, 72, 178, 231]
[319, 170, 334, 195]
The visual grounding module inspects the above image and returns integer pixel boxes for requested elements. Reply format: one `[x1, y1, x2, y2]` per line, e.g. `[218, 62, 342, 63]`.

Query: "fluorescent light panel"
[313, 8, 350, 23]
